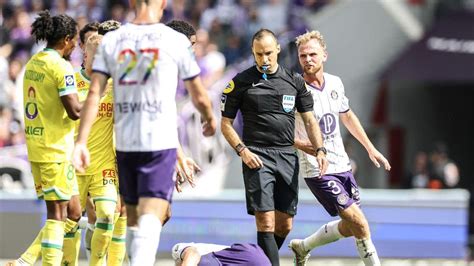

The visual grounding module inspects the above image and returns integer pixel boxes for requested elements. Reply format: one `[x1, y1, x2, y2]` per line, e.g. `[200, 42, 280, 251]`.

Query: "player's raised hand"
[175, 157, 201, 193]
[72, 143, 90, 173]
[240, 148, 263, 169]
[369, 149, 391, 171]
[202, 116, 217, 137]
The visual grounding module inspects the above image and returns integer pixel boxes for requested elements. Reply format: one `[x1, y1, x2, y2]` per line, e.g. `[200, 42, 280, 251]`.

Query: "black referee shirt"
[221, 65, 314, 147]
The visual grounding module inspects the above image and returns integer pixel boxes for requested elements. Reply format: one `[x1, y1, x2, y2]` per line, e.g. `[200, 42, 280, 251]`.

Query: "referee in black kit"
[220, 29, 328, 266]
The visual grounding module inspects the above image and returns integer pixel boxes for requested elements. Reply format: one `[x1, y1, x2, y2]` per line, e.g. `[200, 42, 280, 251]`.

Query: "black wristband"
[316, 147, 327, 155]
[235, 143, 247, 156]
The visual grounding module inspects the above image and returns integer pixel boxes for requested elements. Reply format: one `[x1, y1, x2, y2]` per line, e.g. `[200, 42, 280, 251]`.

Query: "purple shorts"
[304, 171, 361, 216]
[198, 243, 271, 266]
[116, 149, 176, 205]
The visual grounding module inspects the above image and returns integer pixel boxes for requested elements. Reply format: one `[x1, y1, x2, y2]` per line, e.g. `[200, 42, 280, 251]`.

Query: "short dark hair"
[31, 10, 77, 46]
[166, 20, 196, 39]
[79, 21, 99, 44]
[251, 28, 277, 44]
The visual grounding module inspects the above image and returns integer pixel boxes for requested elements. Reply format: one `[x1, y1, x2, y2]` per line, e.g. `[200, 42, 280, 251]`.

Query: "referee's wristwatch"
[235, 143, 247, 156]
[316, 147, 327, 155]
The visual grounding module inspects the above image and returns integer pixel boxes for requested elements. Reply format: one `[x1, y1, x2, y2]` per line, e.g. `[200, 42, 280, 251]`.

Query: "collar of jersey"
[80, 68, 90, 82]
[303, 74, 326, 91]
[43, 48, 60, 57]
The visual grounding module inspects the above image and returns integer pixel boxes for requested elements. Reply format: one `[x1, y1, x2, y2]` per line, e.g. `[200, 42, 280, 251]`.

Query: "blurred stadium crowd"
[0, 0, 463, 192]
[0, 0, 331, 190]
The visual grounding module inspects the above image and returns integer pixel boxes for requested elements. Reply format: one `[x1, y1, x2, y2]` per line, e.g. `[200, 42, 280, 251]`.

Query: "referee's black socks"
[257, 231, 280, 266]
[274, 234, 286, 249]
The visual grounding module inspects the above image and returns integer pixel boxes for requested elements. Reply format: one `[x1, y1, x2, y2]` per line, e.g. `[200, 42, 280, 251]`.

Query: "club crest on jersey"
[65, 75, 75, 86]
[331, 90, 338, 100]
[221, 94, 227, 111]
[223, 80, 235, 94]
[337, 194, 349, 205]
[282, 95, 295, 113]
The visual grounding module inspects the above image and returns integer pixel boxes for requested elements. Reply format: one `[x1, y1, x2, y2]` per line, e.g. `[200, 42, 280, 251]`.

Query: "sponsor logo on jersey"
[97, 103, 113, 118]
[25, 126, 44, 136]
[25, 87, 38, 120]
[221, 94, 227, 111]
[65, 75, 75, 86]
[223, 80, 235, 94]
[77, 80, 86, 88]
[319, 113, 337, 135]
[282, 95, 295, 113]
[102, 169, 117, 178]
[102, 169, 118, 185]
[116, 100, 161, 114]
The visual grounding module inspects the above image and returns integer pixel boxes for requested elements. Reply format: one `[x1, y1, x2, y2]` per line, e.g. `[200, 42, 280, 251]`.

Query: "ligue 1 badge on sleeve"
[65, 75, 75, 86]
[223, 80, 235, 94]
[331, 90, 338, 100]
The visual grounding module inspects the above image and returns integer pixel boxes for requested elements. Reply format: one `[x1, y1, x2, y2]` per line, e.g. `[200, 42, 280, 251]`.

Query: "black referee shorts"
[242, 145, 299, 216]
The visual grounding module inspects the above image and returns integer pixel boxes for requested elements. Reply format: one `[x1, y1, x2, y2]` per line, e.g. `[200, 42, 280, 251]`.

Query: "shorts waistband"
[247, 144, 295, 152]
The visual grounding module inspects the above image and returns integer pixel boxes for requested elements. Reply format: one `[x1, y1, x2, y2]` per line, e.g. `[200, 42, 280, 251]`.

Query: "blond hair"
[295, 30, 327, 50]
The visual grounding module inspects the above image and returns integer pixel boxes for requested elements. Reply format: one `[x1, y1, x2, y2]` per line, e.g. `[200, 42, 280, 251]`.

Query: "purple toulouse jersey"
[198, 243, 271, 266]
[295, 72, 352, 177]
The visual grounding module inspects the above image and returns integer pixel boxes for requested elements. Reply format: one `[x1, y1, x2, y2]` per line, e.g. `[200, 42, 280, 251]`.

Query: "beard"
[63, 53, 71, 61]
[303, 64, 321, 75]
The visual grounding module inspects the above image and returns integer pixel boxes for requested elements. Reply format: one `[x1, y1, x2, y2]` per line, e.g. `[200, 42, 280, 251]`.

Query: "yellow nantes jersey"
[23, 48, 77, 162]
[75, 69, 115, 174]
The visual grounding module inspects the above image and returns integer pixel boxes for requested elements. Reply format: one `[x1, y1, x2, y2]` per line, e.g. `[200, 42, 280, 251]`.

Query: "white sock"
[78, 216, 88, 230]
[85, 223, 95, 261]
[171, 243, 229, 262]
[303, 219, 344, 251]
[356, 238, 381, 266]
[130, 214, 162, 266]
[126, 226, 138, 262]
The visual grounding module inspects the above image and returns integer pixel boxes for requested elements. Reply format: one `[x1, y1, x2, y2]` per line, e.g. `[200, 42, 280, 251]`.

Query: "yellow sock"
[90, 201, 116, 266]
[19, 228, 43, 264]
[41, 219, 64, 266]
[61, 229, 81, 266]
[107, 215, 127, 266]
[61, 218, 80, 266]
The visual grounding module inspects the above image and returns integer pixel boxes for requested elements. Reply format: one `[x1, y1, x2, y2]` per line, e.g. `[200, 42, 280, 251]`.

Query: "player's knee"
[162, 209, 172, 226]
[96, 203, 116, 224]
[255, 213, 275, 232]
[349, 216, 370, 238]
[67, 196, 82, 221]
[275, 223, 292, 236]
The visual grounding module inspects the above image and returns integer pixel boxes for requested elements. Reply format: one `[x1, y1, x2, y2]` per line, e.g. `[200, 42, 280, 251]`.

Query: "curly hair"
[166, 20, 196, 39]
[31, 10, 77, 45]
[31, 10, 77, 46]
[295, 30, 327, 51]
[98, 20, 121, 35]
[79, 21, 99, 45]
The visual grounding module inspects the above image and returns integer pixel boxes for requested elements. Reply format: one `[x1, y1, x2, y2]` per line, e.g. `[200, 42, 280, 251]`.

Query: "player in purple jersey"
[289, 31, 391, 266]
[171, 242, 271, 266]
